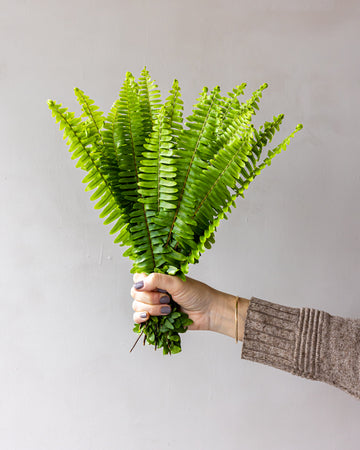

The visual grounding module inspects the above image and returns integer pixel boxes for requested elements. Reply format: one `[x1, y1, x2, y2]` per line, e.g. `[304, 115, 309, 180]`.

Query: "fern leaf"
[218, 83, 268, 142]
[115, 72, 144, 201]
[217, 83, 246, 136]
[171, 85, 265, 250]
[239, 113, 285, 185]
[139, 106, 177, 212]
[251, 113, 284, 161]
[165, 86, 223, 248]
[101, 100, 128, 209]
[139, 105, 188, 273]
[138, 67, 162, 136]
[164, 79, 184, 142]
[240, 123, 303, 190]
[190, 112, 253, 243]
[184, 123, 303, 268]
[47, 99, 128, 245]
[74, 88, 105, 142]
[114, 72, 158, 272]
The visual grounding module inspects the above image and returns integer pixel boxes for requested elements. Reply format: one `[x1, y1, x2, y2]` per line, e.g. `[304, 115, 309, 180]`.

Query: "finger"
[133, 311, 149, 324]
[134, 272, 182, 295]
[133, 272, 147, 284]
[132, 300, 172, 316]
[130, 287, 170, 305]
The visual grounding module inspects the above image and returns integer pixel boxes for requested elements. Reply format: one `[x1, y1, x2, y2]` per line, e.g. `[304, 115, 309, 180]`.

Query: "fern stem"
[157, 121, 161, 213]
[129, 326, 145, 352]
[111, 108, 121, 169]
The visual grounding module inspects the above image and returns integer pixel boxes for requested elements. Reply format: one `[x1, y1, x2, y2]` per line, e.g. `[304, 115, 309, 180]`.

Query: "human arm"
[131, 273, 360, 400]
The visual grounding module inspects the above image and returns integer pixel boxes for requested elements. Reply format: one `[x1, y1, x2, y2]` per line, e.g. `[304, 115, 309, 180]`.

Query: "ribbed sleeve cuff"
[241, 297, 326, 381]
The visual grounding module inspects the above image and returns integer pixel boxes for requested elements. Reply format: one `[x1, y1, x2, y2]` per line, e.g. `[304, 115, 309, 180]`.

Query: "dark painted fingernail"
[157, 288, 167, 294]
[140, 312, 147, 318]
[160, 296, 170, 304]
[161, 306, 171, 315]
[134, 281, 144, 290]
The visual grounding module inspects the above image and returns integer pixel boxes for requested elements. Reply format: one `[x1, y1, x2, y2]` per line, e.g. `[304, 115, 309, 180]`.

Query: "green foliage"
[48, 68, 302, 354]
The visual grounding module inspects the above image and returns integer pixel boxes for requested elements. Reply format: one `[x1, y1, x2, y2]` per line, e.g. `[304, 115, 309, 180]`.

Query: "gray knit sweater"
[241, 297, 360, 399]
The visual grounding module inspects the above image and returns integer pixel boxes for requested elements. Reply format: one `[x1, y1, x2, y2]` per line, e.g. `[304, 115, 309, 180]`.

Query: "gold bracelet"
[235, 296, 239, 343]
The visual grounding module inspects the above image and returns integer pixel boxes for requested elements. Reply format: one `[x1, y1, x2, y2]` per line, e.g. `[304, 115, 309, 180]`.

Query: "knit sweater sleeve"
[241, 297, 360, 399]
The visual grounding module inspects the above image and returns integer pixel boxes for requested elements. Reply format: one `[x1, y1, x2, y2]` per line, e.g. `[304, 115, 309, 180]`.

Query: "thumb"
[133, 272, 183, 295]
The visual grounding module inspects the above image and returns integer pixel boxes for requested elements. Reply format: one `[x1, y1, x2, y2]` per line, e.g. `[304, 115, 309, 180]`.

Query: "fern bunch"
[48, 68, 302, 354]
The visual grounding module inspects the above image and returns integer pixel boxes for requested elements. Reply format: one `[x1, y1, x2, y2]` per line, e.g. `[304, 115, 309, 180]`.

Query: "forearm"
[209, 291, 250, 341]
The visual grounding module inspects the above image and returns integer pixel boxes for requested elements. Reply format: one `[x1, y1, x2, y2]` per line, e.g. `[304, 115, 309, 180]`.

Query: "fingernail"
[161, 306, 171, 315]
[160, 296, 170, 304]
[157, 288, 167, 293]
[134, 281, 144, 290]
[140, 312, 147, 319]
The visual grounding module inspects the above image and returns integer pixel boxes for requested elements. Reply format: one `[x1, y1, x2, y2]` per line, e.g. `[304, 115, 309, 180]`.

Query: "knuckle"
[149, 304, 160, 316]
[133, 312, 140, 323]
[139, 291, 152, 304]
[151, 272, 160, 286]
[150, 292, 161, 304]
[133, 272, 146, 283]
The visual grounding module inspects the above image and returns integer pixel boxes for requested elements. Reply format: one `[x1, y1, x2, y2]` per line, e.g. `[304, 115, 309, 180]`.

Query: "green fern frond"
[74, 87, 105, 142]
[140, 105, 177, 212]
[166, 86, 223, 248]
[100, 100, 124, 208]
[116, 73, 157, 272]
[252, 123, 303, 177]
[192, 114, 253, 232]
[185, 123, 303, 266]
[218, 83, 267, 140]
[238, 113, 285, 189]
[139, 67, 162, 135]
[164, 79, 184, 142]
[251, 114, 284, 161]
[117, 72, 144, 183]
[217, 83, 247, 135]
[171, 84, 268, 251]
[48, 100, 128, 246]
[175, 110, 254, 251]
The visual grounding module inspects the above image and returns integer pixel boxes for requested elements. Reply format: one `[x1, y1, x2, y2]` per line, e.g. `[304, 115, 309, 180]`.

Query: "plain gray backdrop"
[1, 0, 360, 449]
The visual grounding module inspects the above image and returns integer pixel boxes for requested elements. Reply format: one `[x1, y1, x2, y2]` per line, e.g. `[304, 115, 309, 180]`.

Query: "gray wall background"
[1, 0, 360, 449]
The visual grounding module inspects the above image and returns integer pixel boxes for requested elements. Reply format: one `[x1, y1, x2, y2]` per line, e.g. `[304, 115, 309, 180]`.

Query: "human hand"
[130, 273, 250, 339]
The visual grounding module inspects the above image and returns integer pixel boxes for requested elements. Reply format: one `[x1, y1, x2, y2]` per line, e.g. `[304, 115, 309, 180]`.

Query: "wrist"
[209, 291, 250, 341]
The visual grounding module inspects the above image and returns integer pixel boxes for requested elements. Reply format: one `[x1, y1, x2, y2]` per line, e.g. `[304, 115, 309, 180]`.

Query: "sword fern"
[48, 68, 302, 354]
